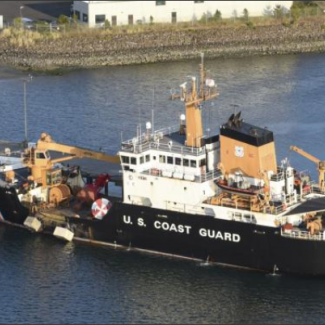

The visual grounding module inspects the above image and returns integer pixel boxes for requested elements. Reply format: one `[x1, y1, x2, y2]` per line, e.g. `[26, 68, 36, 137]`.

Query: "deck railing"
[121, 125, 206, 157]
[281, 228, 325, 241]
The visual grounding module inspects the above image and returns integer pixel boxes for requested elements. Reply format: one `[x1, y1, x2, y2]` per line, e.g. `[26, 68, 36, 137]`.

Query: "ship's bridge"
[120, 125, 221, 184]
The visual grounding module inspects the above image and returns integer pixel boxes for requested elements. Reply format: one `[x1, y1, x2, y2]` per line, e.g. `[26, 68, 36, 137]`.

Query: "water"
[1, 54, 325, 324]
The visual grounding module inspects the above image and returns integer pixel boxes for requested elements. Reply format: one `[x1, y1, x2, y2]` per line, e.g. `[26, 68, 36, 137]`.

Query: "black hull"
[1, 187, 325, 276]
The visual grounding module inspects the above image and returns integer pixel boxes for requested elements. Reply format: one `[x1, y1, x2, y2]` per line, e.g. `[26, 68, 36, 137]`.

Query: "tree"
[104, 19, 110, 29]
[273, 5, 285, 20]
[13, 17, 23, 28]
[242, 8, 249, 21]
[232, 9, 238, 21]
[57, 15, 70, 25]
[264, 5, 273, 17]
[214, 9, 222, 21]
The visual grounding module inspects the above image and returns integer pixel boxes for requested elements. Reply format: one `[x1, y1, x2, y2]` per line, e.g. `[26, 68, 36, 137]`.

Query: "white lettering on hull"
[122, 216, 241, 243]
[199, 228, 241, 243]
[154, 221, 192, 235]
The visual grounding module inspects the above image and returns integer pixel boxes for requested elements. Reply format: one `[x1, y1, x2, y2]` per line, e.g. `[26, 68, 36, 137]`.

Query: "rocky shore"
[0, 20, 325, 71]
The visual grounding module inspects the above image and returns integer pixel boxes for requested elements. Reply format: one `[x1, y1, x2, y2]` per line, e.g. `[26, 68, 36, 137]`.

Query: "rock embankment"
[0, 21, 325, 70]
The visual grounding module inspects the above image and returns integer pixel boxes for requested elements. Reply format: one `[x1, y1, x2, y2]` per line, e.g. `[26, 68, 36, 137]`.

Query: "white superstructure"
[73, 1, 292, 27]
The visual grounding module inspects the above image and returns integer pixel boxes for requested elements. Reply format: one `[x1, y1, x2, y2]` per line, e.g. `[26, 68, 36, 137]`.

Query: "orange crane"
[290, 146, 325, 192]
[22, 133, 120, 205]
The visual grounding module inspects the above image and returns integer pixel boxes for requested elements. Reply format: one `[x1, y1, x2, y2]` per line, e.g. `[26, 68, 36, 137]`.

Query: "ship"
[2, 55, 325, 276]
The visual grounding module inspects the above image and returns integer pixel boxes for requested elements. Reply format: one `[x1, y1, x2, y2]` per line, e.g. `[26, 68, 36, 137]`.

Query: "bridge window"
[140, 156, 144, 164]
[121, 156, 130, 164]
[146, 155, 150, 162]
[159, 155, 166, 163]
[131, 157, 137, 165]
[175, 158, 182, 166]
[183, 159, 189, 167]
[200, 159, 206, 167]
[167, 156, 174, 165]
[156, 1, 166, 5]
[190, 160, 197, 168]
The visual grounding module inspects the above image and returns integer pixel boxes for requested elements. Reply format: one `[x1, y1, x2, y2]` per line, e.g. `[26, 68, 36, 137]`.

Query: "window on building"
[128, 15, 134, 25]
[122, 156, 130, 164]
[112, 16, 117, 26]
[159, 155, 166, 163]
[95, 14, 106, 24]
[175, 158, 182, 166]
[156, 1, 166, 5]
[183, 159, 189, 167]
[167, 156, 174, 165]
[191, 160, 197, 168]
[146, 155, 150, 162]
[83, 13, 88, 23]
[75, 10, 81, 20]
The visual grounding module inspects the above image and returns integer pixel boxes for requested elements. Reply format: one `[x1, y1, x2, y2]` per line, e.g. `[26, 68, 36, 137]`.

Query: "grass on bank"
[1, 10, 325, 49]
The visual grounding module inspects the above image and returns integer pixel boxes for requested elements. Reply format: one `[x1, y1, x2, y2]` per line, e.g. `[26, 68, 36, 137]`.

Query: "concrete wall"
[73, 1, 293, 27]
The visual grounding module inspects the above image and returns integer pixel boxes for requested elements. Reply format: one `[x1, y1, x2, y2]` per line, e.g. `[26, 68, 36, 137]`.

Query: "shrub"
[246, 21, 255, 29]
[57, 15, 70, 25]
[104, 19, 111, 29]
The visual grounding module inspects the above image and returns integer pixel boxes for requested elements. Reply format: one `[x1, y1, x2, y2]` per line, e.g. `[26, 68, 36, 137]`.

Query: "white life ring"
[91, 198, 112, 220]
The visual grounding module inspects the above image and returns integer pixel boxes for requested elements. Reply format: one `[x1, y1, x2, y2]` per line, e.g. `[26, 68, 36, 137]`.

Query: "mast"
[177, 54, 219, 148]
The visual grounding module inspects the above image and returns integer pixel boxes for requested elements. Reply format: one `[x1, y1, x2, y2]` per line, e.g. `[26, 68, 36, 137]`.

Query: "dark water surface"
[1, 54, 325, 324]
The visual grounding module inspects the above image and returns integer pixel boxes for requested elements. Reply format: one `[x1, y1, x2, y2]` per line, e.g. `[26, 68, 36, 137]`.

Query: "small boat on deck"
[215, 180, 262, 198]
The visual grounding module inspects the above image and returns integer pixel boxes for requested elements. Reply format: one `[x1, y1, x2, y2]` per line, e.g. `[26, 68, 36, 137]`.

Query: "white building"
[73, 1, 293, 27]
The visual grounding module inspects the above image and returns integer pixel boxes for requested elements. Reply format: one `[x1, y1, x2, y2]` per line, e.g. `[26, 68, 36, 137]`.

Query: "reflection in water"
[1, 53, 325, 323]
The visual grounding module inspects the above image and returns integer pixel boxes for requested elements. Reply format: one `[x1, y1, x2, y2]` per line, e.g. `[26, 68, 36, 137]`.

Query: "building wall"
[73, 1, 293, 27]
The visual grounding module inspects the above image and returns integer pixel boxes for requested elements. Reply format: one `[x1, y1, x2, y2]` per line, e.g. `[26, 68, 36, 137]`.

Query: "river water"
[1, 54, 325, 324]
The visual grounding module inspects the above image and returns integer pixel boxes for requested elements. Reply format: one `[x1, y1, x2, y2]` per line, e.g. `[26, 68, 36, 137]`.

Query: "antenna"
[23, 74, 33, 147]
[152, 88, 155, 135]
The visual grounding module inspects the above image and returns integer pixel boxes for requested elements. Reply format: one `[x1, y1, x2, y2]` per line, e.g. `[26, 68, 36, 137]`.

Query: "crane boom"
[23, 133, 120, 187]
[290, 146, 320, 164]
[37, 141, 120, 165]
[290, 145, 325, 192]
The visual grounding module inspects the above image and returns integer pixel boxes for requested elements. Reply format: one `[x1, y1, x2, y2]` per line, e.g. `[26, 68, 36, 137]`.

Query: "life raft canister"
[91, 198, 112, 220]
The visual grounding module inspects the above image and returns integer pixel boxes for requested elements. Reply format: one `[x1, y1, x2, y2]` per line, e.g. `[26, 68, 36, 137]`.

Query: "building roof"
[0, 1, 73, 22]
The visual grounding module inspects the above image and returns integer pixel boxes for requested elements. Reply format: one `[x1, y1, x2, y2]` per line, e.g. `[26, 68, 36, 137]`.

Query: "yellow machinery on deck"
[23, 133, 120, 205]
[290, 145, 325, 192]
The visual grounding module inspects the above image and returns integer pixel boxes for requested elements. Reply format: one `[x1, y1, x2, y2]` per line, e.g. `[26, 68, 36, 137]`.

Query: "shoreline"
[0, 20, 325, 72]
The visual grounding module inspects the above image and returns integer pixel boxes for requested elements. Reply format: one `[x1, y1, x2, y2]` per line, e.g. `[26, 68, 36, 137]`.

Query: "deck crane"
[290, 146, 325, 192]
[22, 133, 120, 205]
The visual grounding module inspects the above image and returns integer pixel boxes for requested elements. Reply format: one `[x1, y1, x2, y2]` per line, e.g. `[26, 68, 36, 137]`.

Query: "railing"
[121, 125, 206, 157]
[281, 228, 325, 241]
